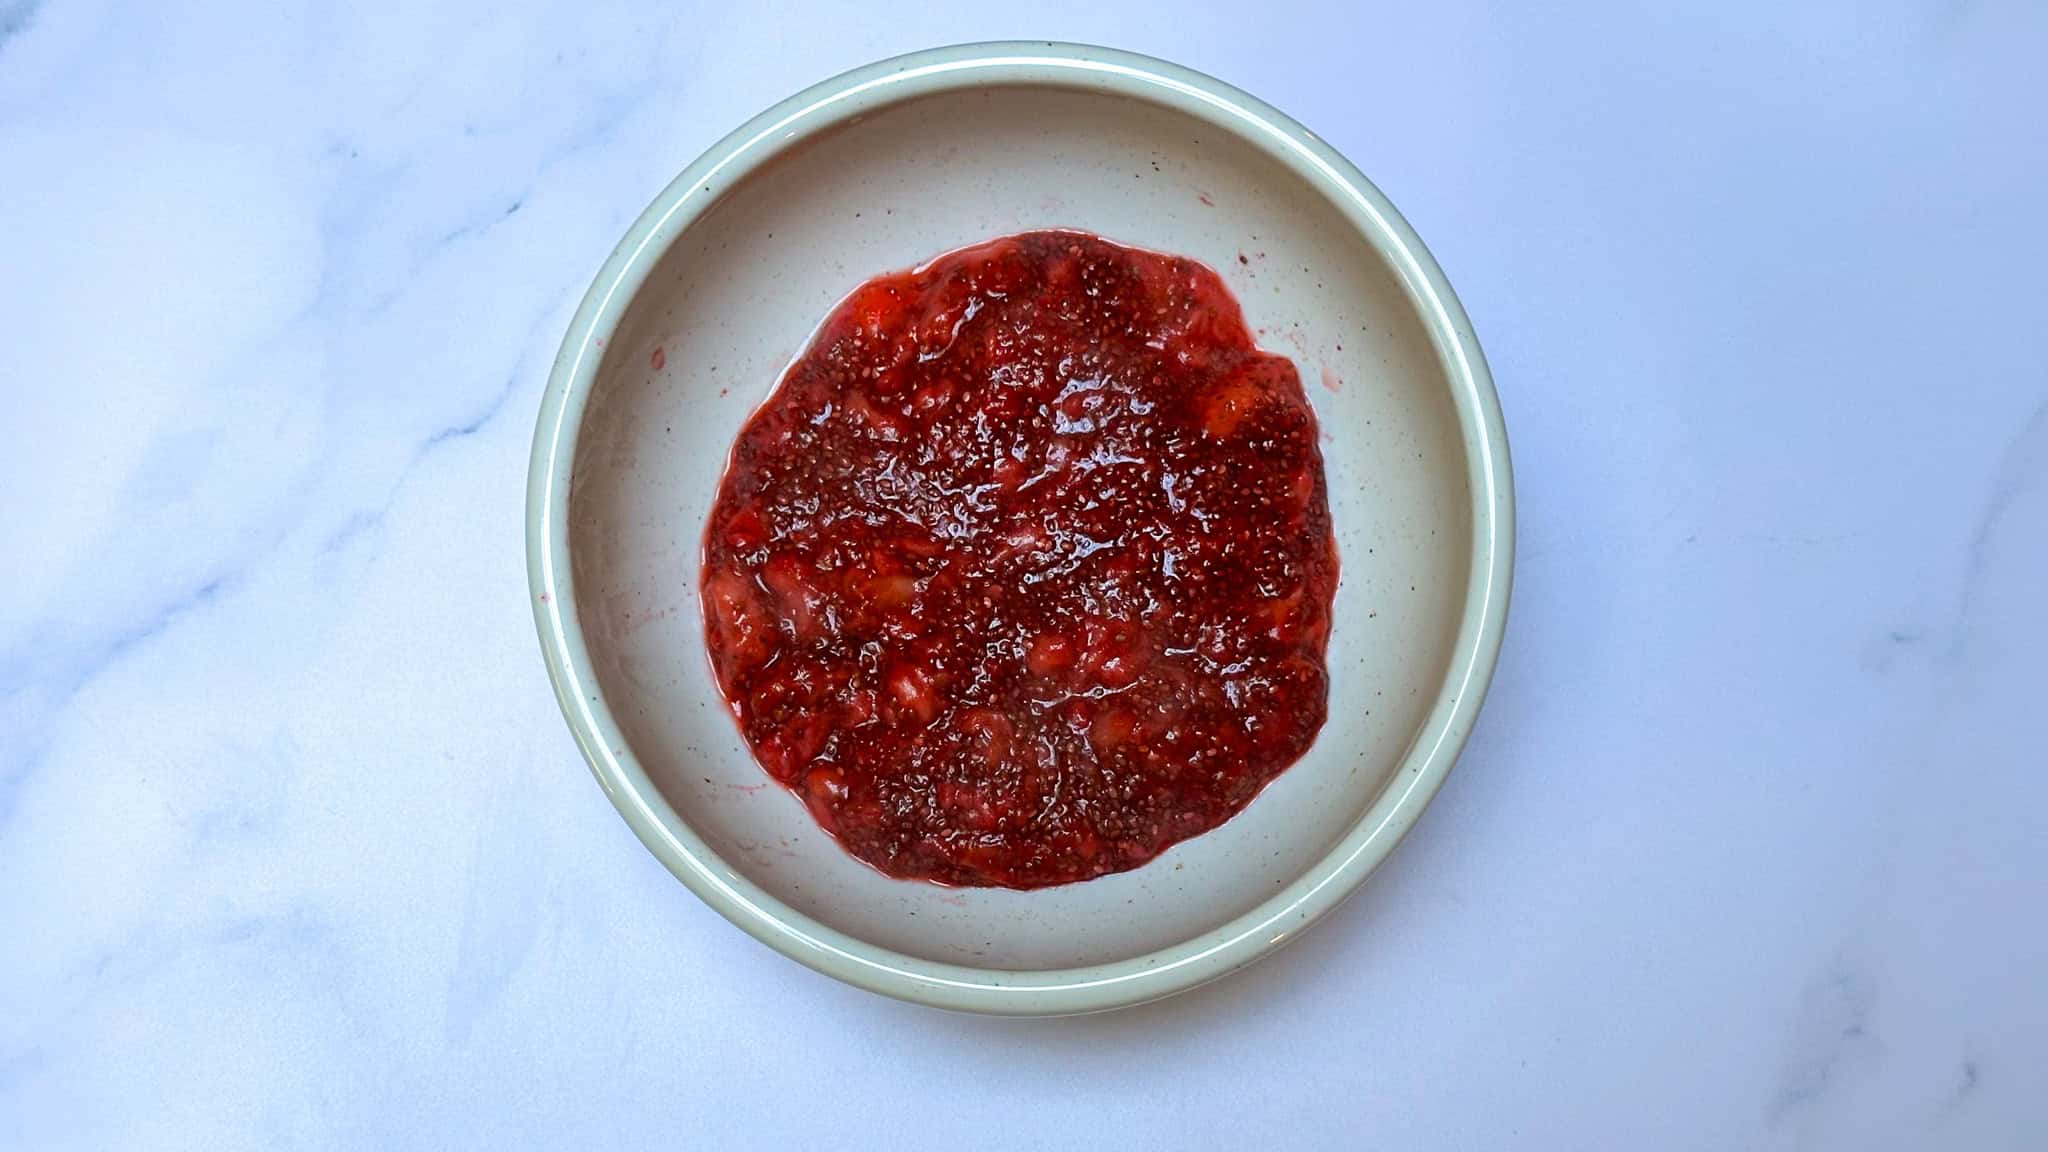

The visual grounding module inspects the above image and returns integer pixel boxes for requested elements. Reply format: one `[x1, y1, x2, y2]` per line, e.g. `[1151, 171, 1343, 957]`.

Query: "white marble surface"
[3, 1, 2045, 1147]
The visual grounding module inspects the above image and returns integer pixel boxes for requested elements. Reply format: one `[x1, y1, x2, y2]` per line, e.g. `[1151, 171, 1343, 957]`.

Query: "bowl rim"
[526, 40, 1514, 1016]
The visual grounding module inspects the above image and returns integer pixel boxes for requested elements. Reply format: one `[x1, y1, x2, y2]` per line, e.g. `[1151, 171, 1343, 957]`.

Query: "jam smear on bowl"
[701, 231, 1337, 888]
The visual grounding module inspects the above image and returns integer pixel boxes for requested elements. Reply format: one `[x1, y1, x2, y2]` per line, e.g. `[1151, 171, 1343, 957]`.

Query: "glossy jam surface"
[702, 231, 1337, 888]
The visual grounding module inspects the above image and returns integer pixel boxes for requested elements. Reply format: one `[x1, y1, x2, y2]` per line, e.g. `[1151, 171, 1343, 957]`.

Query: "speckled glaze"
[527, 42, 1513, 1015]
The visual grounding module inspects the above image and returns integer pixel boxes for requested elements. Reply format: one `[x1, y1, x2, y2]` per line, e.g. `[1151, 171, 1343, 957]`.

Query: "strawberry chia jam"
[701, 231, 1337, 888]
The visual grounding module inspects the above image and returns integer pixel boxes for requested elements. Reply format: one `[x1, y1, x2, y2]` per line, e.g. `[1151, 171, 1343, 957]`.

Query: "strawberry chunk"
[760, 554, 827, 640]
[885, 662, 943, 726]
[704, 569, 773, 671]
[1026, 634, 1075, 678]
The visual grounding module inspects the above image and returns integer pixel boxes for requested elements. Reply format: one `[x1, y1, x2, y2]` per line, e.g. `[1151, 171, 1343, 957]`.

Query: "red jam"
[702, 231, 1337, 888]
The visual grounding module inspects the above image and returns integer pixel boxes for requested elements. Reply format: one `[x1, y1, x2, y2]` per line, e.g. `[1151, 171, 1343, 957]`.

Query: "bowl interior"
[568, 84, 1471, 971]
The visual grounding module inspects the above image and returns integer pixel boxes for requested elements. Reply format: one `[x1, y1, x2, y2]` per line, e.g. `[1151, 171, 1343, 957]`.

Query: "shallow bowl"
[527, 42, 1513, 1015]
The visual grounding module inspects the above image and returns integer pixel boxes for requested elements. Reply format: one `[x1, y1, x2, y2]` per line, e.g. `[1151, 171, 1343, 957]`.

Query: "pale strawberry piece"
[885, 662, 943, 726]
[1095, 652, 1141, 689]
[1198, 374, 1266, 438]
[1026, 634, 1075, 678]
[760, 554, 826, 640]
[723, 506, 767, 554]
[1089, 707, 1137, 758]
[912, 378, 957, 415]
[991, 451, 1029, 488]
[864, 574, 916, 609]
[841, 688, 878, 727]
[843, 391, 907, 441]
[703, 569, 772, 670]
[957, 708, 1014, 768]
[849, 284, 907, 348]
[761, 714, 831, 780]
[802, 764, 850, 818]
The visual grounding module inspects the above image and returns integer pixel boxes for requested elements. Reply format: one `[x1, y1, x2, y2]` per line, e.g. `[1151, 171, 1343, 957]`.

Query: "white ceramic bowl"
[527, 42, 1512, 1015]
